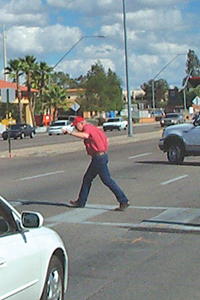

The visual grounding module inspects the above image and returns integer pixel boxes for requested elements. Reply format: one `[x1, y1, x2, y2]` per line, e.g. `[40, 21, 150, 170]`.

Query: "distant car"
[48, 120, 74, 135]
[151, 110, 164, 121]
[103, 117, 128, 131]
[160, 113, 185, 127]
[158, 116, 200, 163]
[0, 194, 68, 300]
[2, 123, 36, 140]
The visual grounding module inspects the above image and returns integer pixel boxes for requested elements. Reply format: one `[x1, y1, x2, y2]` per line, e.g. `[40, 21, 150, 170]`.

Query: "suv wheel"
[167, 144, 184, 164]
[20, 133, 25, 139]
[30, 132, 34, 138]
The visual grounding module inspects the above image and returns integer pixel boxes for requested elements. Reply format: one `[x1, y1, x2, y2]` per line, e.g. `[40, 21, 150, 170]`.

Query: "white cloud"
[138, 0, 188, 7]
[55, 58, 116, 78]
[0, 0, 47, 26]
[6, 0, 44, 14]
[0, 0, 198, 89]
[126, 9, 184, 31]
[6, 24, 82, 55]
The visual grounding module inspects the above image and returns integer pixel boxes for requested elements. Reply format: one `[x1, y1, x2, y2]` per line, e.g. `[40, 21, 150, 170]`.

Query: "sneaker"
[114, 202, 129, 211]
[69, 200, 85, 208]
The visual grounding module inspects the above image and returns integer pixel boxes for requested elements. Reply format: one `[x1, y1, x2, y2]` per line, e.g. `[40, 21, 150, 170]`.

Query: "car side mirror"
[21, 212, 44, 228]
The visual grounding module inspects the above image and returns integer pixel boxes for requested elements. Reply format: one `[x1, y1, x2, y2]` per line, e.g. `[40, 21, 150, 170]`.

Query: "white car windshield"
[166, 114, 179, 118]
[53, 122, 66, 126]
[107, 118, 120, 122]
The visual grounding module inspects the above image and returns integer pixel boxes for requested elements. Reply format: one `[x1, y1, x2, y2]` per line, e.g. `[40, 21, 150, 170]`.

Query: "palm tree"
[5, 59, 23, 122]
[33, 62, 53, 111]
[43, 84, 68, 123]
[20, 55, 37, 125]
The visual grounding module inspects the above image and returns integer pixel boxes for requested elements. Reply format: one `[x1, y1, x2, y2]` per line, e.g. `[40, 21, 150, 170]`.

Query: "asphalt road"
[2, 124, 200, 299]
[0, 122, 161, 153]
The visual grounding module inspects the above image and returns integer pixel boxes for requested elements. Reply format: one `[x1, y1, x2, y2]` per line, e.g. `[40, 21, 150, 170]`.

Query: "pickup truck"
[158, 117, 200, 163]
[103, 117, 128, 131]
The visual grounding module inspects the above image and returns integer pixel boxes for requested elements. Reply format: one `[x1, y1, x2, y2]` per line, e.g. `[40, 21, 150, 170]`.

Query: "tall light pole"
[179, 69, 192, 110]
[53, 35, 105, 69]
[2, 23, 8, 81]
[122, 0, 133, 137]
[151, 53, 185, 118]
[48, 35, 105, 123]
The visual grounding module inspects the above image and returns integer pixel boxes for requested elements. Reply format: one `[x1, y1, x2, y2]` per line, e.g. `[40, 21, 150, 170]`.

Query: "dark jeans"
[77, 153, 129, 206]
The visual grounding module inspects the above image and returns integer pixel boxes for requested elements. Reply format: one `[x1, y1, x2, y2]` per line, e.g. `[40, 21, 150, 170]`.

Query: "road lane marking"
[161, 174, 188, 185]
[19, 171, 65, 181]
[44, 204, 200, 233]
[128, 152, 152, 159]
[11, 201, 200, 233]
[46, 207, 106, 224]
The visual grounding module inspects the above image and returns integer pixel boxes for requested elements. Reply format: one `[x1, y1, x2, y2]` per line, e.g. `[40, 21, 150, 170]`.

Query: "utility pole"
[122, 0, 133, 137]
[2, 23, 8, 81]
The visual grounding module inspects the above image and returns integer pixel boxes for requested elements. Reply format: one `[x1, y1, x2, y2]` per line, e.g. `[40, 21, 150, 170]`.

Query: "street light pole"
[151, 53, 185, 119]
[48, 35, 105, 124]
[53, 35, 105, 69]
[122, 0, 132, 137]
[2, 23, 8, 81]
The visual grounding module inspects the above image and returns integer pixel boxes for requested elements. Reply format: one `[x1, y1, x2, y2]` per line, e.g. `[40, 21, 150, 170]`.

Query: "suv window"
[165, 114, 179, 118]
[10, 124, 23, 129]
[107, 118, 120, 122]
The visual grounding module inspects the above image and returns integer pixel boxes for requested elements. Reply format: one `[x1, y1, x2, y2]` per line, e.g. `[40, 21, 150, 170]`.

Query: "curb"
[0, 129, 162, 158]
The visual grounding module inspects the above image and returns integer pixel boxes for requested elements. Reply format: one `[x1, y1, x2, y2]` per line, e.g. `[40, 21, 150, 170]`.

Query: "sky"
[0, 0, 200, 91]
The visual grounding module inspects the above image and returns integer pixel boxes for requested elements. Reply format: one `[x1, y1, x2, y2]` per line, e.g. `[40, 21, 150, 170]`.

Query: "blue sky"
[0, 0, 200, 91]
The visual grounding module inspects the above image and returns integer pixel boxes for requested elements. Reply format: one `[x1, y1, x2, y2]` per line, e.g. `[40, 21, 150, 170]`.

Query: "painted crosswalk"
[43, 204, 200, 234]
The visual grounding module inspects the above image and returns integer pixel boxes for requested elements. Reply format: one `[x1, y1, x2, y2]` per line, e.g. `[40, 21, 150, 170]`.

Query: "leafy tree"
[106, 68, 123, 112]
[80, 61, 124, 113]
[51, 72, 85, 89]
[51, 72, 71, 89]
[141, 78, 169, 107]
[140, 80, 152, 104]
[186, 49, 200, 77]
[74, 75, 87, 88]
[186, 85, 200, 107]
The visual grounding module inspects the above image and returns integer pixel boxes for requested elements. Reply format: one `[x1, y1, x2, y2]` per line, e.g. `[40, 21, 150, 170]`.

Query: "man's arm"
[62, 128, 89, 139]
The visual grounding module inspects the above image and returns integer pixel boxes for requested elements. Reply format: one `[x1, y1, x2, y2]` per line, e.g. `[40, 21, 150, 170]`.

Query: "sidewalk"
[0, 127, 162, 158]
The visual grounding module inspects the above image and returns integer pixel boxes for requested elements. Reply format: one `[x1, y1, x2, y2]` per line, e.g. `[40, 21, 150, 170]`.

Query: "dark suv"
[2, 123, 36, 140]
[158, 117, 200, 163]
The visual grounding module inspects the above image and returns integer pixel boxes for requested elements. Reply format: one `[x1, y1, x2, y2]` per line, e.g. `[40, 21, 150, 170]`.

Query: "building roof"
[0, 79, 38, 92]
[188, 77, 200, 88]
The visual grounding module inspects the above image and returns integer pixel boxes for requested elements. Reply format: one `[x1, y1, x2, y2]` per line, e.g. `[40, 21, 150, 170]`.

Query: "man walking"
[63, 116, 129, 211]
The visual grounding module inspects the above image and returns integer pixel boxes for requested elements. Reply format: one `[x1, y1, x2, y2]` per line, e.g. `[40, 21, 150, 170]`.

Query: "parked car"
[158, 116, 200, 163]
[0, 194, 68, 300]
[160, 113, 185, 127]
[151, 110, 164, 121]
[2, 123, 36, 140]
[48, 120, 73, 135]
[103, 117, 128, 131]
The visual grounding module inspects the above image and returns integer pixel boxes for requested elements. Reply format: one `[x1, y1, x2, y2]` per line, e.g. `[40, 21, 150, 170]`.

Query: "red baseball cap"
[72, 116, 85, 126]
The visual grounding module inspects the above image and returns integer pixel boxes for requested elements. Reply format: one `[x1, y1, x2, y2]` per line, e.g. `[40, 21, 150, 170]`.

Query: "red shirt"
[82, 124, 108, 156]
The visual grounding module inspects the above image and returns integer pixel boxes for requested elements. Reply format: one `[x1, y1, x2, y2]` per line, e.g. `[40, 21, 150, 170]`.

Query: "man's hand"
[62, 128, 71, 135]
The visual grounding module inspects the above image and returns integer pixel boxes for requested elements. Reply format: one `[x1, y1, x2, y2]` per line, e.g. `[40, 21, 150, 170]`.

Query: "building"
[0, 79, 38, 126]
